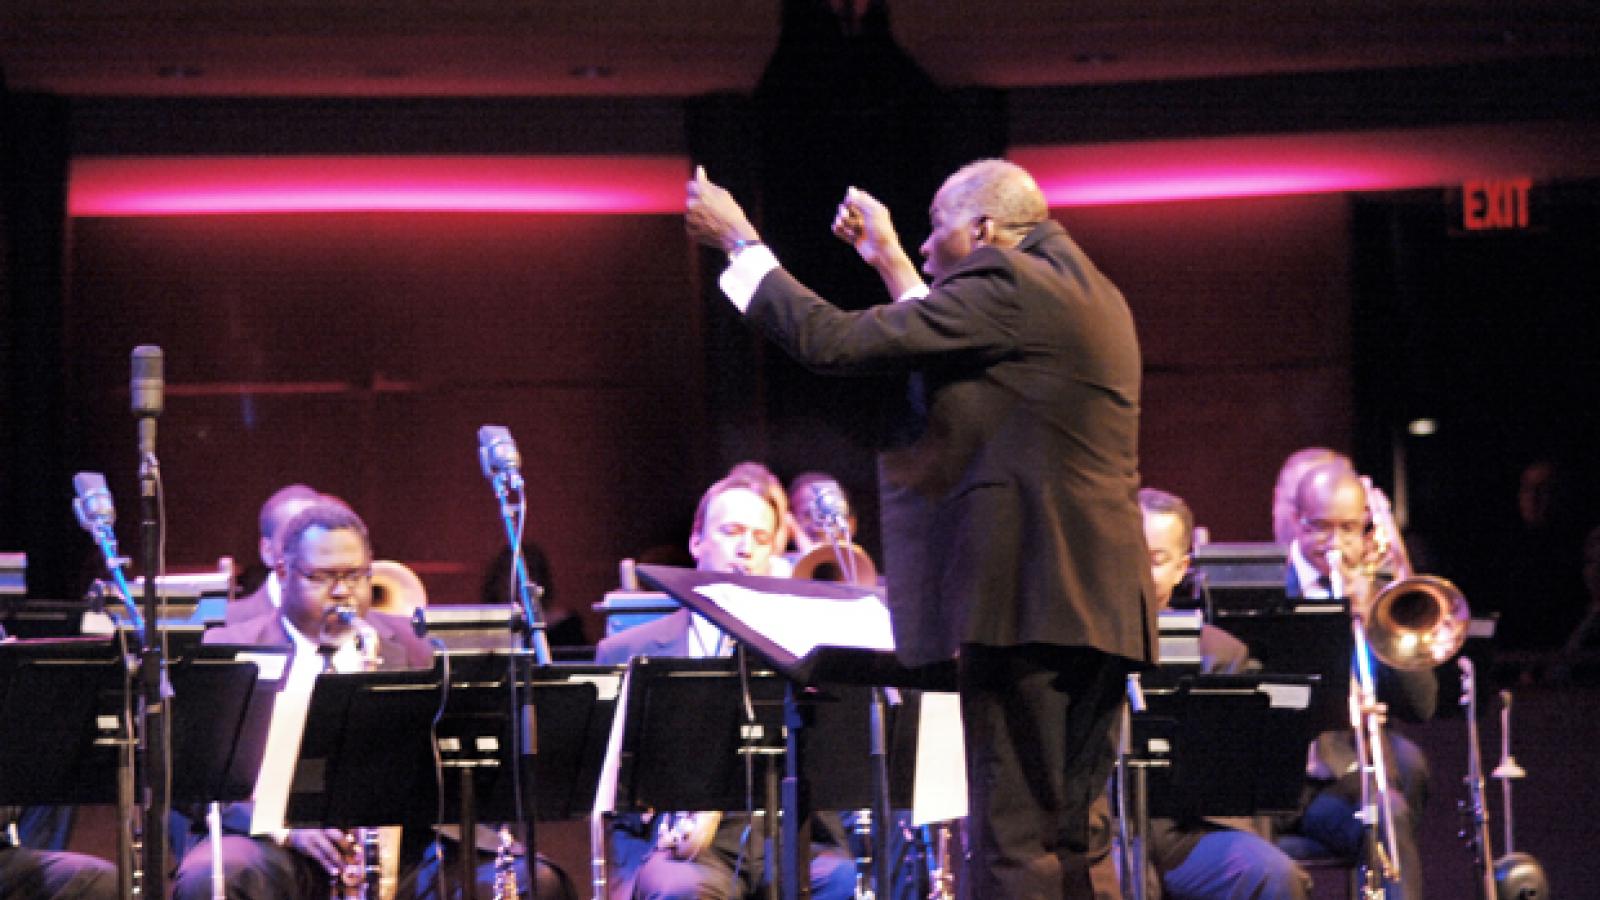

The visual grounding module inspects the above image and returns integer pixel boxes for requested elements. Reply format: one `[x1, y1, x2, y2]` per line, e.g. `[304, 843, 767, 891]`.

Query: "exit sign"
[1461, 177, 1533, 231]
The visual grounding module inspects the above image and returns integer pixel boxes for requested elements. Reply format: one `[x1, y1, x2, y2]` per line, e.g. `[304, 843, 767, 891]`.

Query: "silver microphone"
[477, 425, 524, 492]
[810, 483, 850, 539]
[72, 471, 117, 533]
[131, 345, 164, 458]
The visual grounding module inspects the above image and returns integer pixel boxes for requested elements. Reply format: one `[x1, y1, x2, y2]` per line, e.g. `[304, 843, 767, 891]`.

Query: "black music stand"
[283, 665, 445, 831]
[634, 565, 942, 900]
[435, 654, 622, 825]
[1213, 606, 1355, 732]
[0, 638, 127, 806]
[0, 637, 271, 894]
[1131, 673, 1323, 820]
[168, 644, 291, 807]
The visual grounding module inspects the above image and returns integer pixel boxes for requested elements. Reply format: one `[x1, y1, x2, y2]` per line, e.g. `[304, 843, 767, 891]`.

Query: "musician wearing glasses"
[1280, 463, 1436, 900]
[1124, 488, 1310, 900]
[226, 484, 349, 625]
[171, 503, 435, 900]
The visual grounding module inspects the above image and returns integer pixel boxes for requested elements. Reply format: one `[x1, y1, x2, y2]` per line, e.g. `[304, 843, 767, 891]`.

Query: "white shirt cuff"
[718, 244, 781, 313]
[897, 284, 930, 303]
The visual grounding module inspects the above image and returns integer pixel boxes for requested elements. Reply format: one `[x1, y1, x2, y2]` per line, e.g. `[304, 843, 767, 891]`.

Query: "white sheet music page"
[693, 583, 895, 657]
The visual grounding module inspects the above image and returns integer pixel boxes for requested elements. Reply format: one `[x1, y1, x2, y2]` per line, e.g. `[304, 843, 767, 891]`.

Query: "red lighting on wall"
[66, 122, 1598, 216]
[69, 155, 690, 216]
[1012, 123, 1597, 207]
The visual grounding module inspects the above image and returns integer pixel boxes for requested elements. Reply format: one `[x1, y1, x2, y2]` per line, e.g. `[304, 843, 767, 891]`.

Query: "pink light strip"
[70, 155, 691, 216]
[1013, 122, 1600, 207]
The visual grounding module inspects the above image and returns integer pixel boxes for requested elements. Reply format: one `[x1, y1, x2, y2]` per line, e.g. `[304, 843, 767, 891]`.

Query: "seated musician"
[594, 474, 856, 900]
[1124, 488, 1311, 900]
[170, 502, 437, 899]
[0, 804, 117, 899]
[1278, 462, 1435, 900]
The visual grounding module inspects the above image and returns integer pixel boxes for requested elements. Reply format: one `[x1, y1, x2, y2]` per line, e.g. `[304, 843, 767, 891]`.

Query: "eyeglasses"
[291, 566, 372, 589]
[1298, 517, 1373, 540]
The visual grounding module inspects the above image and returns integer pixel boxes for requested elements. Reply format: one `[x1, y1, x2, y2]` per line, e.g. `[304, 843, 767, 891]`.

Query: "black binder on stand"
[630, 565, 946, 900]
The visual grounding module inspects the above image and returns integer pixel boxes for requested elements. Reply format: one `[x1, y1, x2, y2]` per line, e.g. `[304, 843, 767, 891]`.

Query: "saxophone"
[491, 824, 521, 900]
[331, 614, 392, 900]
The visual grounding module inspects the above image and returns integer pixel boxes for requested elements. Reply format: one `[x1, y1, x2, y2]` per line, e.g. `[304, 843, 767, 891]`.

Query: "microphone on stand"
[477, 425, 524, 494]
[72, 471, 144, 632]
[73, 471, 117, 533]
[131, 346, 163, 459]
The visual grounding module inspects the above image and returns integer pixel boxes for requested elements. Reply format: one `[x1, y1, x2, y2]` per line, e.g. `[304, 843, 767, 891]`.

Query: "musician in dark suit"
[1130, 488, 1309, 900]
[687, 160, 1157, 898]
[1279, 463, 1434, 900]
[172, 502, 435, 900]
[595, 474, 855, 900]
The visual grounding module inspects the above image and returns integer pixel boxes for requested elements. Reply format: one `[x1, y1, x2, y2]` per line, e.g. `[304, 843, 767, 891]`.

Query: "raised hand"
[685, 166, 760, 252]
[832, 186, 908, 268]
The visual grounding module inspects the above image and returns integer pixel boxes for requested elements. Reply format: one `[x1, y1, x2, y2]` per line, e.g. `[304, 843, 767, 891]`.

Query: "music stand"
[167, 644, 291, 807]
[284, 665, 445, 831]
[1213, 606, 1354, 732]
[0, 638, 127, 806]
[634, 565, 941, 900]
[434, 654, 623, 824]
[1131, 674, 1322, 820]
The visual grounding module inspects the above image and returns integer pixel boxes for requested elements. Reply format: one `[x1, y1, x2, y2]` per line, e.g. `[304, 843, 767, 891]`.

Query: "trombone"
[1332, 483, 1470, 898]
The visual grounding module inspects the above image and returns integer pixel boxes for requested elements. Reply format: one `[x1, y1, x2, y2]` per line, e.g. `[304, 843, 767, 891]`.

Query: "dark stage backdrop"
[1062, 194, 1357, 542]
[63, 212, 710, 639]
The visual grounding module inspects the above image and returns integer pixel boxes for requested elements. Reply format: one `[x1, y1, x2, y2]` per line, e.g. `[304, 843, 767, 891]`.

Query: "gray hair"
[938, 159, 1048, 233]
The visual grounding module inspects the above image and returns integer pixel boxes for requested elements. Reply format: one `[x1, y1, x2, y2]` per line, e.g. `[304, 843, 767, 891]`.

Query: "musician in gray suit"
[688, 160, 1157, 898]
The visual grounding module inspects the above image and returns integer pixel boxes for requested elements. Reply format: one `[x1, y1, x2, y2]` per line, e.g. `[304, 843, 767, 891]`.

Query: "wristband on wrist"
[727, 238, 763, 260]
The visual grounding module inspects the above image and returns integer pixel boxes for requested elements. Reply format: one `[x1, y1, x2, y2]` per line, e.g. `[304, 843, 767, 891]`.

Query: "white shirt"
[687, 612, 731, 659]
[250, 619, 364, 836]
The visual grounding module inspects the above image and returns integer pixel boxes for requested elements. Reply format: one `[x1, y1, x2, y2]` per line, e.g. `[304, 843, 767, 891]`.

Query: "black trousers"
[959, 643, 1128, 900]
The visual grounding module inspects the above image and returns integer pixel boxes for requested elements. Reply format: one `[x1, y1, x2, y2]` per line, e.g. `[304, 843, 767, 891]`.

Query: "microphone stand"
[137, 422, 171, 900]
[489, 470, 551, 898]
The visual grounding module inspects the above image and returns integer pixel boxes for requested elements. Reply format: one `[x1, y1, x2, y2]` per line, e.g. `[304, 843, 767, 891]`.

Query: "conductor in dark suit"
[687, 160, 1157, 898]
[172, 502, 434, 900]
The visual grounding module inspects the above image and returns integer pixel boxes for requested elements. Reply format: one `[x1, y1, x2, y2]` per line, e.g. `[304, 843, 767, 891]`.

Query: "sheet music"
[249, 650, 322, 835]
[911, 691, 967, 825]
[693, 583, 895, 657]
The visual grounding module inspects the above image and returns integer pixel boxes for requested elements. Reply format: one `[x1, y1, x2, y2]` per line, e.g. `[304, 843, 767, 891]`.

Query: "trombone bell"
[1365, 574, 1470, 669]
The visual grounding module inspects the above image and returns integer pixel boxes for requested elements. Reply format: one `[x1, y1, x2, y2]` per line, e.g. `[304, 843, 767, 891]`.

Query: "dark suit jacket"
[204, 609, 435, 671]
[223, 580, 274, 625]
[747, 220, 1157, 667]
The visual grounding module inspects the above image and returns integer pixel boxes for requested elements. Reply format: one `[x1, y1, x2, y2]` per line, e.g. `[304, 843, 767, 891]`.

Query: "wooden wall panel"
[64, 213, 706, 638]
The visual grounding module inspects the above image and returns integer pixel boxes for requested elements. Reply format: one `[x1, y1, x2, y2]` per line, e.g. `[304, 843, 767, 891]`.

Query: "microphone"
[477, 425, 524, 492]
[131, 345, 164, 457]
[73, 471, 117, 534]
[810, 483, 851, 540]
